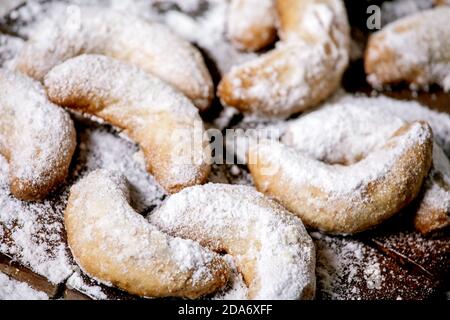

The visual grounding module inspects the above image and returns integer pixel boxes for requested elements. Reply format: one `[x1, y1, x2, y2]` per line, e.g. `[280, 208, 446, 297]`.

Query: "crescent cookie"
[227, 0, 277, 51]
[248, 117, 433, 234]
[282, 102, 450, 235]
[14, 6, 213, 110]
[44, 54, 211, 194]
[0, 69, 75, 201]
[65, 170, 229, 298]
[365, 7, 450, 91]
[434, 0, 450, 5]
[149, 183, 316, 300]
[218, 0, 350, 117]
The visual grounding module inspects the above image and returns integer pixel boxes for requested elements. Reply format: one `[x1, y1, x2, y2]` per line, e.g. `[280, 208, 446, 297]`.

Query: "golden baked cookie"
[227, 0, 277, 51]
[248, 117, 433, 234]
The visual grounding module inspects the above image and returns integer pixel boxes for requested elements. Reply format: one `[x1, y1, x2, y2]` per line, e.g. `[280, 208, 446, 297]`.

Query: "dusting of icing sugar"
[44, 54, 199, 119]
[57, 162, 253, 300]
[4, 0, 250, 77]
[150, 183, 316, 300]
[208, 164, 253, 186]
[314, 230, 442, 300]
[363, 263, 383, 290]
[2, 0, 151, 40]
[0, 0, 26, 17]
[227, 41, 345, 117]
[1, 0, 447, 300]
[283, 94, 450, 160]
[373, 231, 450, 271]
[283, 104, 406, 165]
[150, 0, 206, 13]
[227, 118, 288, 164]
[209, 106, 240, 131]
[0, 0, 45, 38]
[0, 272, 49, 300]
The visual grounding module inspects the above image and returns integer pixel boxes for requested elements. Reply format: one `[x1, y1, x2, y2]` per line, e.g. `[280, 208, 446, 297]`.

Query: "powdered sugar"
[313, 230, 447, 300]
[0, 71, 74, 284]
[0, 115, 168, 289]
[419, 144, 450, 213]
[1, 0, 448, 300]
[227, 0, 273, 38]
[0, 0, 26, 17]
[208, 164, 253, 186]
[66, 271, 108, 300]
[222, 39, 348, 117]
[312, 232, 385, 299]
[152, 0, 206, 13]
[0, 272, 49, 300]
